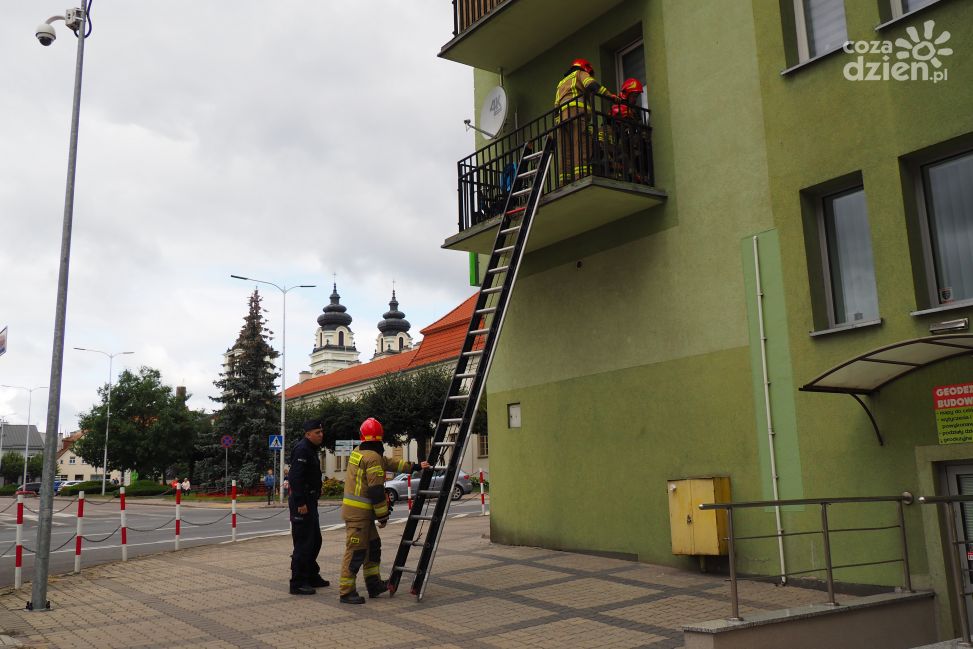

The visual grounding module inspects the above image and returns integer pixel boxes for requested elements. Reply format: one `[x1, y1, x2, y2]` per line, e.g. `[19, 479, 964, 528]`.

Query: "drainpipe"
[753, 235, 787, 584]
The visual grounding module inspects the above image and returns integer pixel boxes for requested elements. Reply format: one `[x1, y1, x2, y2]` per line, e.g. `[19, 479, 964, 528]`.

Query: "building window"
[69, 456, 76, 465]
[507, 403, 521, 428]
[890, 0, 938, 18]
[477, 433, 489, 458]
[615, 39, 647, 111]
[334, 454, 346, 472]
[793, 0, 847, 61]
[920, 150, 973, 305]
[74, 474, 84, 481]
[820, 187, 880, 325]
[338, 331, 345, 347]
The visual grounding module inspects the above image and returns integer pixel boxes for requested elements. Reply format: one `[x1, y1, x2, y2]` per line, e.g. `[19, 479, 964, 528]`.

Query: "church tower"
[309, 283, 361, 375]
[373, 290, 413, 359]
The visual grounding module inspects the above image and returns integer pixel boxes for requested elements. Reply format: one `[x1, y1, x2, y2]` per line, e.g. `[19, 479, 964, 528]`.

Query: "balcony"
[442, 0, 626, 71]
[444, 95, 667, 255]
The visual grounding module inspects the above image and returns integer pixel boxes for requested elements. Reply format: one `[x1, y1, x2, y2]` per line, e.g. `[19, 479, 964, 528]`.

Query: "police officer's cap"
[302, 419, 323, 433]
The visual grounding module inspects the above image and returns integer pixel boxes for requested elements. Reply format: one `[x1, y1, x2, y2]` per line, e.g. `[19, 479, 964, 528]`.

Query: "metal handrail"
[457, 94, 655, 232]
[918, 495, 973, 647]
[700, 493, 914, 621]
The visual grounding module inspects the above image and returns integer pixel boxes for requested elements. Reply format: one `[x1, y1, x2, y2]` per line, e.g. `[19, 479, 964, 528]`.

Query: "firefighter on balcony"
[611, 78, 648, 182]
[553, 58, 621, 183]
[339, 417, 430, 604]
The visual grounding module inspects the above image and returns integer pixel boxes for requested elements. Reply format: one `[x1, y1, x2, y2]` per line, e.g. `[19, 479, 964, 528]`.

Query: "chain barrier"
[0, 499, 16, 513]
[0, 541, 15, 558]
[21, 497, 80, 514]
[128, 517, 176, 533]
[85, 496, 119, 506]
[23, 533, 78, 555]
[22, 503, 38, 514]
[81, 526, 120, 543]
[236, 508, 288, 521]
[181, 511, 232, 527]
[54, 498, 79, 513]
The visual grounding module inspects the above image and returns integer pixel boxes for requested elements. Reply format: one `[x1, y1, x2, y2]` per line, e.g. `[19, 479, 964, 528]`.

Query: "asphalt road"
[0, 494, 489, 587]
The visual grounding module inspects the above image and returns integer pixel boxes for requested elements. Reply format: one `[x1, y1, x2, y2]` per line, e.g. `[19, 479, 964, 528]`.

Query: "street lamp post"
[32, 2, 89, 612]
[74, 348, 134, 495]
[0, 387, 49, 487]
[230, 275, 315, 503]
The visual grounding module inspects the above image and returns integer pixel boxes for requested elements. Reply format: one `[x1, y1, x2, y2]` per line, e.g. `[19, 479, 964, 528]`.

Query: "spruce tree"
[205, 289, 280, 488]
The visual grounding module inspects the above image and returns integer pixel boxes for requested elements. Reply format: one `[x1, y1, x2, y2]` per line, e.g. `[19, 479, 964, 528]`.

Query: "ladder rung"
[401, 539, 427, 547]
[456, 372, 476, 378]
[518, 169, 537, 177]
[433, 441, 455, 447]
[419, 490, 441, 497]
[495, 245, 515, 254]
[462, 350, 484, 357]
[442, 418, 463, 423]
[433, 465, 448, 470]
[448, 394, 469, 400]
[475, 307, 497, 315]
[500, 225, 521, 235]
[487, 265, 509, 275]
[411, 515, 436, 522]
[481, 286, 502, 295]
[511, 188, 532, 197]
[523, 151, 543, 160]
[505, 207, 526, 216]
[394, 565, 419, 574]
[468, 328, 489, 336]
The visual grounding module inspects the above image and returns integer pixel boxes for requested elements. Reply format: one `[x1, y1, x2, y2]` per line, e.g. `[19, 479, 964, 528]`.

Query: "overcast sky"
[0, 1, 476, 435]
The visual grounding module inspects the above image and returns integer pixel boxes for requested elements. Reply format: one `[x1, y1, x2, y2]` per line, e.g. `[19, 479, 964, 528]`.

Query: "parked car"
[57, 480, 82, 494]
[384, 470, 472, 504]
[17, 482, 41, 495]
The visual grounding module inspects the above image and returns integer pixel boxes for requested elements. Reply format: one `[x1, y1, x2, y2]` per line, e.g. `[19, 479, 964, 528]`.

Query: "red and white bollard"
[74, 491, 85, 573]
[14, 494, 24, 589]
[479, 467, 486, 516]
[120, 487, 128, 561]
[407, 473, 413, 510]
[175, 484, 181, 550]
[231, 480, 237, 542]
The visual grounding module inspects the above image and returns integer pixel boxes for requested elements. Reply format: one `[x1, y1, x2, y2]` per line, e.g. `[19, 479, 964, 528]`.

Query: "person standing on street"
[264, 468, 276, 505]
[288, 419, 328, 595]
[339, 417, 429, 604]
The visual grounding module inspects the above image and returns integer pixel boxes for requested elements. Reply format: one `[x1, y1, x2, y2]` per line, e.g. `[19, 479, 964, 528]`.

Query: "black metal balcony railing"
[457, 94, 655, 232]
[453, 0, 504, 35]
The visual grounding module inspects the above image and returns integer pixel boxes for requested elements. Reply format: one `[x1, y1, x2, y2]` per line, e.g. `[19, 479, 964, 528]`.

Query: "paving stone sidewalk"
[0, 515, 845, 649]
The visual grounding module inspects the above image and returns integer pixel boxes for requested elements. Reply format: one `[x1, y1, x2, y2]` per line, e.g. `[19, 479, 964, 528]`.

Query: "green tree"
[27, 453, 44, 480]
[1, 452, 24, 485]
[206, 290, 280, 488]
[74, 367, 202, 478]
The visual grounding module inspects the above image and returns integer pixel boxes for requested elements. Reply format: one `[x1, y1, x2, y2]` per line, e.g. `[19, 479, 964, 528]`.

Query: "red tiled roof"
[285, 293, 479, 400]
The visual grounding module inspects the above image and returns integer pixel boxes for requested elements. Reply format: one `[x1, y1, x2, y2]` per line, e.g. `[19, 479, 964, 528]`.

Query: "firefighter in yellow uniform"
[339, 417, 429, 604]
[553, 58, 620, 183]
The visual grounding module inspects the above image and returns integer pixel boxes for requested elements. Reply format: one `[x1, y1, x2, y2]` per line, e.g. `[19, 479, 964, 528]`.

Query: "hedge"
[321, 477, 344, 498]
[60, 480, 120, 497]
[123, 480, 171, 497]
[0, 484, 18, 496]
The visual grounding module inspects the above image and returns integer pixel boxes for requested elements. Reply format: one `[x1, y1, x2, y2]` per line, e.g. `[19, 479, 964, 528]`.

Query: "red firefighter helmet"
[360, 417, 384, 442]
[620, 78, 644, 97]
[571, 58, 594, 74]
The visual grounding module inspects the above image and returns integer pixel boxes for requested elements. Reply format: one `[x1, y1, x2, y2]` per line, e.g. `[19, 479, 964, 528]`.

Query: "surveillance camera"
[36, 23, 56, 46]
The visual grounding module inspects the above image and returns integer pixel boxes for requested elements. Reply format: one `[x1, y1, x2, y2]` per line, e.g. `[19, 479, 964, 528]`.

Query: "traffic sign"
[220, 435, 234, 448]
[269, 435, 283, 450]
[334, 439, 356, 457]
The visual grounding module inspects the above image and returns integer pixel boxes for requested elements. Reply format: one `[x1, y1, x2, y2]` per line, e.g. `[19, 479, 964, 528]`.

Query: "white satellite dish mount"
[464, 85, 507, 140]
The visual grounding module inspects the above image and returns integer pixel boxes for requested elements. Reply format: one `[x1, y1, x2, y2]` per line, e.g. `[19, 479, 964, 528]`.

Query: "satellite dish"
[479, 86, 507, 139]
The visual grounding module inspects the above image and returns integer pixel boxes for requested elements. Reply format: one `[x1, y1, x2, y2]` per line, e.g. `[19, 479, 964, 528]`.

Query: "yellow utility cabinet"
[667, 476, 731, 556]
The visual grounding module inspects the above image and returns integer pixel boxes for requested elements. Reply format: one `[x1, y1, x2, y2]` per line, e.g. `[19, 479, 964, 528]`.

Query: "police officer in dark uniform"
[288, 419, 329, 595]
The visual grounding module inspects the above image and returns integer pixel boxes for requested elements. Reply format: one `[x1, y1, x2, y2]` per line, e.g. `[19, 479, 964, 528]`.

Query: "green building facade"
[438, 0, 972, 636]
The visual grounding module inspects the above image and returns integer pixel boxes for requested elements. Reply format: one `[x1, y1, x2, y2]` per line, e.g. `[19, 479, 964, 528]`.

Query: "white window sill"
[781, 43, 849, 76]
[809, 318, 883, 337]
[911, 298, 973, 317]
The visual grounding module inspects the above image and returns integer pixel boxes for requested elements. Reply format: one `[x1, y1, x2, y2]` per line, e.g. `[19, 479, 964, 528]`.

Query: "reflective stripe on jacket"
[341, 447, 414, 522]
[553, 69, 612, 111]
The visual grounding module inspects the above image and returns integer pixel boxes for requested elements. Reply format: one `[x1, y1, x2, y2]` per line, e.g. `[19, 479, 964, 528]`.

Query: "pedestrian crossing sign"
[269, 435, 283, 449]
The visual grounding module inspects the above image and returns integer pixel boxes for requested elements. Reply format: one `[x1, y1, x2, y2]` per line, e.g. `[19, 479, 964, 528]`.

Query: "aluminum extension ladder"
[389, 134, 555, 600]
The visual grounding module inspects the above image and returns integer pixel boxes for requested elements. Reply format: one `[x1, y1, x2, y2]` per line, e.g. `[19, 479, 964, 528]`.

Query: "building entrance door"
[944, 464, 973, 632]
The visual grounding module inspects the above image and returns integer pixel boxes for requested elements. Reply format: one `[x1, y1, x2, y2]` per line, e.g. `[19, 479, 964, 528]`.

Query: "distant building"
[55, 430, 123, 484]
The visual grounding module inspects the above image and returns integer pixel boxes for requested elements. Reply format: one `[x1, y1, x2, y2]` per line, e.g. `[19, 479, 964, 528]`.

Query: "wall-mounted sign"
[935, 382, 973, 444]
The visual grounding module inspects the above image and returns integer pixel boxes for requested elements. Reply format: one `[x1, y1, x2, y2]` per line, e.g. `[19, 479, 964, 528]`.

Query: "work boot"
[310, 576, 330, 588]
[339, 592, 366, 605]
[366, 579, 389, 598]
[289, 585, 316, 596]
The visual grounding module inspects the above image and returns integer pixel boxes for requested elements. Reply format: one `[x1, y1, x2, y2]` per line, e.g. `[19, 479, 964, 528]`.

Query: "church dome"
[317, 283, 352, 330]
[377, 290, 411, 335]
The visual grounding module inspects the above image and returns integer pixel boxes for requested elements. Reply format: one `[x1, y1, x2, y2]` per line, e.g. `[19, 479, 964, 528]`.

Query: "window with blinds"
[794, 0, 848, 61]
[822, 187, 880, 325]
[922, 151, 973, 305]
